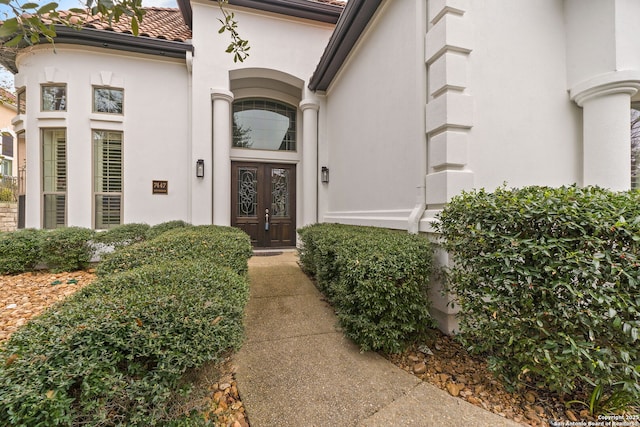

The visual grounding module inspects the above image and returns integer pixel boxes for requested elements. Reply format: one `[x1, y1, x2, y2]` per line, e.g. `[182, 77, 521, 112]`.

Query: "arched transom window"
[232, 98, 297, 151]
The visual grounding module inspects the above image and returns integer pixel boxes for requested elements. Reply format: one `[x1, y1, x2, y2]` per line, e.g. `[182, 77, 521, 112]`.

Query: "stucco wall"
[321, 0, 427, 229]
[14, 46, 190, 228]
[320, 0, 586, 230]
[467, 0, 582, 191]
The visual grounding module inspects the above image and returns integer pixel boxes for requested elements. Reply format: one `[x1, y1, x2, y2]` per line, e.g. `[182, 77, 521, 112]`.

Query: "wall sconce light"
[196, 159, 205, 178]
[321, 166, 329, 183]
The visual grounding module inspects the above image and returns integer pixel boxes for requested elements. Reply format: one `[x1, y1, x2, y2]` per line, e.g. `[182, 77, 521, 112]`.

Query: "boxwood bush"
[40, 227, 96, 273]
[146, 220, 192, 240]
[0, 260, 249, 426]
[0, 228, 44, 274]
[436, 185, 640, 407]
[93, 222, 150, 249]
[97, 225, 253, 277]
[298, 223, 433, 353]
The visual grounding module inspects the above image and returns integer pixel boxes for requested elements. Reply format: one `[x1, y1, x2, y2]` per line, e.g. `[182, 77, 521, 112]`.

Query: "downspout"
[186, 49, 194, 223]
[408, 0, 428, 235]
[408, 182, 426, 234]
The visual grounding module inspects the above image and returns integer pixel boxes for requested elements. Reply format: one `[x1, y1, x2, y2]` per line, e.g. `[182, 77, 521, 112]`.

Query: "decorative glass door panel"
[231, 162, 296, 247]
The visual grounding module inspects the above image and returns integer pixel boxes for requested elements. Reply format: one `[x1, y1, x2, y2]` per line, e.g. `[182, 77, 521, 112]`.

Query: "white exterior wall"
[467, 0, 581, 191]
[189, 1, 335, 226]
[321, 0, 427, 230]
[14, 46, 190, 228]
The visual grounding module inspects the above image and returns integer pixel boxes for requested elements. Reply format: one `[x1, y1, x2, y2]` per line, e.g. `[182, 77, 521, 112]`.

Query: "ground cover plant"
[0, 224, 253, 426]
[298, 223, 434, 353]
[436, 185, 640, 414]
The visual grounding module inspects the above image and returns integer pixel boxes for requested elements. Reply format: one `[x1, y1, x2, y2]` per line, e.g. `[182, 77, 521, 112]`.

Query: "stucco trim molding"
[299, 99, 320, 111]
[570, 70, 640, 107]
[424, 0, 474, 208]
[323, 209, 413, 231]
[211, 89, 235, 103]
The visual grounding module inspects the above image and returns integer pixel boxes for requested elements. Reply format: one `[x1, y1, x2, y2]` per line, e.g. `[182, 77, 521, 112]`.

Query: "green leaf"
[3, 33, 24, 47]
[37, 2, 59, 14]
[131, 16, 139, 36]
[0, 18, 20, 37]
[21, 2, 40, 8]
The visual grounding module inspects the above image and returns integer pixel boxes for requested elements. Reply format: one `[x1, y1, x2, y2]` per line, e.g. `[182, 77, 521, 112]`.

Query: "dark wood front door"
[231, 162, 296, 248]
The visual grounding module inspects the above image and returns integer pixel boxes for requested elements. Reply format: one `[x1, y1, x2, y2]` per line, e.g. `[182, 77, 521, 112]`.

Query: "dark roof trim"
[52, 25, 193, 59]
[228, 0, 343, 24]
[177, 0, 193, 28]
[308, 0, 383, 91]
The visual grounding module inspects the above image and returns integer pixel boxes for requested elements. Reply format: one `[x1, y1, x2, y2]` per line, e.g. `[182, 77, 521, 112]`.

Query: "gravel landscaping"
[0, 270, 95, 344]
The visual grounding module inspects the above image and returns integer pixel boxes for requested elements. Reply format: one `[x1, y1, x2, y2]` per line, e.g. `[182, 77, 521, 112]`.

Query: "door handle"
[265, 209, 270, 231]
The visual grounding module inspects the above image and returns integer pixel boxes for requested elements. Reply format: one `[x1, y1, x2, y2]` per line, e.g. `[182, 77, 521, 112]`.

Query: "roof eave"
[52, 25, 193, 58]
[229, 0, 343, 24]
[308, 0, 383, 92]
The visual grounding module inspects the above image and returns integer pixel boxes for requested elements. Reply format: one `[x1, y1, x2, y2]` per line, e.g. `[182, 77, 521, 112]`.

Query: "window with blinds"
[42, 129, 66, 229]
[93, 130, 123, 229]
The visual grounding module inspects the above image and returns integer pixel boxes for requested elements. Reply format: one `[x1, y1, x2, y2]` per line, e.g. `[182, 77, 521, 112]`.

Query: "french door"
[231, 162, 296, 248]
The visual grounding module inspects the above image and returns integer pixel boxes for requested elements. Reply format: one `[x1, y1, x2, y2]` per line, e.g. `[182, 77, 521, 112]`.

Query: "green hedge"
[40, 227, 96, 273]
[0, 229, 44, 274]
[97, 225, 253, 277]
[298, 223, 433, 353]
[93, 223, 150, 249]
[146, 220, 192, 240]
[0, 261, 249, 426]
[436, 185, 640, 408]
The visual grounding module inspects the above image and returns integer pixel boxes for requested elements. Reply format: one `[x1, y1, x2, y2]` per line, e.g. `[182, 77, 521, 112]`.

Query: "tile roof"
[48, 8, 192, 42]
[0, 88, 16, 105]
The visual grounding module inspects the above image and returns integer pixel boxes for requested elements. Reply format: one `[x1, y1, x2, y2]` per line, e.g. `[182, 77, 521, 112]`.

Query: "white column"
[300, 99, 319, 227]
[571, 77, 640, 191]
[211, 89, 234, 226]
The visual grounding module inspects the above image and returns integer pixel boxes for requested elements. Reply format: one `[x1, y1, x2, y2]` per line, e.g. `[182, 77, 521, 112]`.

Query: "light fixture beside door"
[196, 159, 205, 178]
[321, 166, 329, 184]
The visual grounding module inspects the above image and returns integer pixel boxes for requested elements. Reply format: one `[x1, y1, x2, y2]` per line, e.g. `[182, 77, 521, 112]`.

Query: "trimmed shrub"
[97, 225, 253, 277]
[0, 187, 14, 202]
[93, 223, 150, 249]
[146, 220, 192, 240]
[0, 261, 249, 426]
[0, 228, 44, 274]
[298, 223, 433, 353]
[436, 185, 640, 407]
[40, 227, 96, 272]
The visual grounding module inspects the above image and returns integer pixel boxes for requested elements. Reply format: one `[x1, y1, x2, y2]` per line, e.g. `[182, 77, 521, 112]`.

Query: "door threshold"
[252, 248, 296, 256]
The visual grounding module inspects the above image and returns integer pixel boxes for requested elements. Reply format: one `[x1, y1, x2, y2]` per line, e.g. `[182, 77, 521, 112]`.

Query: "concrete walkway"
[234, 251, 521, 427]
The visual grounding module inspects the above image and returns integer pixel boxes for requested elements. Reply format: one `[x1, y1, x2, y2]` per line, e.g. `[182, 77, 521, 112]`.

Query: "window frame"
[16, 88, 26, 114]
[92, 86, 124, 115]
[92, 129, 123, 229]
[232, 98, 298, 152]
[41, 128, 67, 229]
[40, 84, 67, 112]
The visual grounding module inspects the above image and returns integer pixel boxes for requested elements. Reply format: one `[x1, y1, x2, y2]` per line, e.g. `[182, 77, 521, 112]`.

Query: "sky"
[1, 0, 179, 89]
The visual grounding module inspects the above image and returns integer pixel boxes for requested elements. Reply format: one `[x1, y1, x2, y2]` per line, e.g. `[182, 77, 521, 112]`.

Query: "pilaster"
[570, 74, 640, 190]
[211, 89, 234, 226]
[300, 99, 320, 227]
[425, 0, 474, 209]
